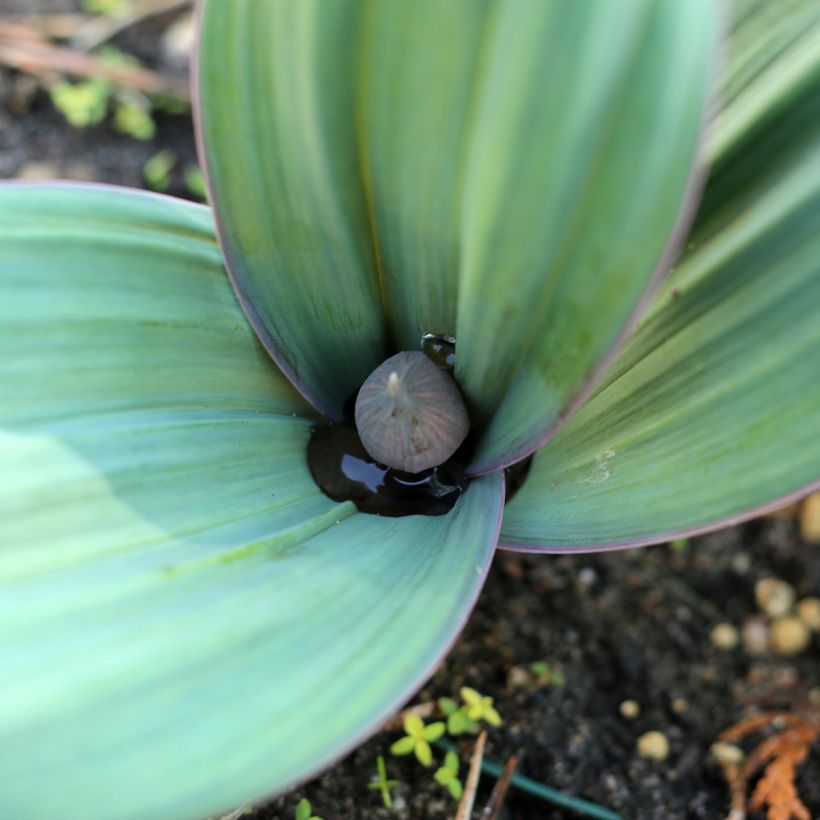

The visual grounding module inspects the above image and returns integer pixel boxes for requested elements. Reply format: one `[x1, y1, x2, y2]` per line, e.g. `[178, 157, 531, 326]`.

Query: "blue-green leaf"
[0, 184, 504, 818]
[197, 0, 388, 419]
[501, 39, 820, 550]
[197, 1, 715, 466]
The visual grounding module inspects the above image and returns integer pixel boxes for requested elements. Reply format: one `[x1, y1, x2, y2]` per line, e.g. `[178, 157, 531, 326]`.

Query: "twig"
[454, 730, 486, 820]
[71, 0, 192, 51]
[433, 739, 621, 820]
[481, 752, 519, 819]
[0, 23, 189, 100]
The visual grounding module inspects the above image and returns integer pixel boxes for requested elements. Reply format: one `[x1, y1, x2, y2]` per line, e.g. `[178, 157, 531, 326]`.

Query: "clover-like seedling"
[439, 696, 479, 736]
[460, 687, 502, 727]
[390, 714, 446, 767]
[294, 797, 322, 820]
[434, 751, 463, 800]
[367, 754, 399, 808]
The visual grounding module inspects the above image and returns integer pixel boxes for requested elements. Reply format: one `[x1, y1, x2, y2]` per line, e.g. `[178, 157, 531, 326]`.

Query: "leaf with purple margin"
[500, 29, 820, 549]
[0, 184, 504, 819]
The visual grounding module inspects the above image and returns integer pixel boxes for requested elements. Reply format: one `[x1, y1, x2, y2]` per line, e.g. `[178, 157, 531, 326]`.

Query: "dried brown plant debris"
[716, 710, 820, 820]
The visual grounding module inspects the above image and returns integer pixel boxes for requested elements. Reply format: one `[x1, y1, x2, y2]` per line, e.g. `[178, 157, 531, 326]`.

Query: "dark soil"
[264, 518, 819, 820]
[1, 5, 818, 819]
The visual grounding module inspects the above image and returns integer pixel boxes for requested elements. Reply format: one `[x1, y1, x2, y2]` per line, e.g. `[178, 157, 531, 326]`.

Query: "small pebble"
[711, 742, 744, 766]
[161, 12, 195, 66]
[15, 161, 60, 180]
[711, 623, 739, 650]
[619, 700, 640, 719]
[770, 616, 811, 656]
[741, 617, 770, 655]
[671, 698, 689, 715]
[577, 567, 597, 589]
[637, 731, 669, 761]
[800, 492, 820, 543]
[755, 578, 795, 618]
[506, 666, 530, 690]
[796, 597, 820, 631]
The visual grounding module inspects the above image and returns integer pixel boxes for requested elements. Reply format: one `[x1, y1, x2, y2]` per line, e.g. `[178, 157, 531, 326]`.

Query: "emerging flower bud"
[355, 351, 470, 473]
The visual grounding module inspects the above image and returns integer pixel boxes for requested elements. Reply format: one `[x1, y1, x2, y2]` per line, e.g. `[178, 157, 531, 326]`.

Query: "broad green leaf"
[689, 0, 820, 254]
[0, 184, 504, 818]
[454, 0, 715, 473]
[197, 0, 388, 419]
[707, 0, 820, 169]
[198, 1, 715, 467]
[357, 1, 489, 350]
[501, 126, 820, 549]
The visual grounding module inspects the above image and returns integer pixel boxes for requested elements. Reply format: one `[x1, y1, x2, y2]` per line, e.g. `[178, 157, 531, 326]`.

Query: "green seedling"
[185, 166, 208, 201]
[390, 714, 445, 767]
[294, 797, 322, 820]
[460, 687, 502, 727]
[439, 696, 479, 736]
[49, 78, 110, 128]
[434, 750, 463, 800]
[367, 755, 398, 808]
[143, 150, 177, 192]
[114, 95, 156, 141]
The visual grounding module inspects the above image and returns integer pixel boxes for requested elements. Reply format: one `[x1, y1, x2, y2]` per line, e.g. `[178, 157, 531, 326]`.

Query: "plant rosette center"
[307, 338, 480, 517]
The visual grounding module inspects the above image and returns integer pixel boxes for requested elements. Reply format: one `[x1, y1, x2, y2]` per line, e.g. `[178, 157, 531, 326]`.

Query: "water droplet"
[307, 422, 468, 517]
[421, 333, 456, 371]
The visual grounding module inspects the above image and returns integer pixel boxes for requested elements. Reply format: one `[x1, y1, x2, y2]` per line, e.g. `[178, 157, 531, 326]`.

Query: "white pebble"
[755, 578, 795, 618]
[770, 616, 811, 656]
[711, 623, 739, 650]
[637, 731, 669, 761]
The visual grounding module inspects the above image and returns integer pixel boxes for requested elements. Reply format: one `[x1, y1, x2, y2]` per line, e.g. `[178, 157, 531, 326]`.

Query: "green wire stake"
[433, 739, 621, 820]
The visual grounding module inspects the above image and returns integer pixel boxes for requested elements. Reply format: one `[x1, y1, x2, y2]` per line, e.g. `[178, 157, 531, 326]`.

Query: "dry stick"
[3, 14, 86, 41]
[0, 25, 189, 101]
[454, 731, 487, 820]
[71, 0, 192, 51]
[481, 752, 519, 820]
[433, 738, 621, 820]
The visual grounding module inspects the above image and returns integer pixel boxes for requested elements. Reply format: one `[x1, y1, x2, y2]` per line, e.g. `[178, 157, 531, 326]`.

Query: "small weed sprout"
[184, 166, 208, 201]
[439, 696, 479, 735]
[438, 687, 503, 735]
[433, 750, 463, 800]
[390, 714, 445, 767]
[367, 755, 399, 808]
[49, 78, 110, 128]
[143, 150, 177, 192]
[294, 797, 322, 820]
[460, 686, 502, 727]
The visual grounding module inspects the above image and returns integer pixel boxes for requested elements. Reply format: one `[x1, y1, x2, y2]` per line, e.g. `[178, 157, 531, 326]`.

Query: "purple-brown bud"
[354, 351, 470, 473]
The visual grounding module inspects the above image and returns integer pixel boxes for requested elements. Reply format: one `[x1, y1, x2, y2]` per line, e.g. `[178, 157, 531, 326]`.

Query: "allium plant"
[1, 2, 819, 818]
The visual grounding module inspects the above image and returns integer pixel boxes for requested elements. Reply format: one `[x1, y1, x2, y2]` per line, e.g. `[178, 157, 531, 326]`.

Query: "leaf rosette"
[1, 1, 820, 818]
